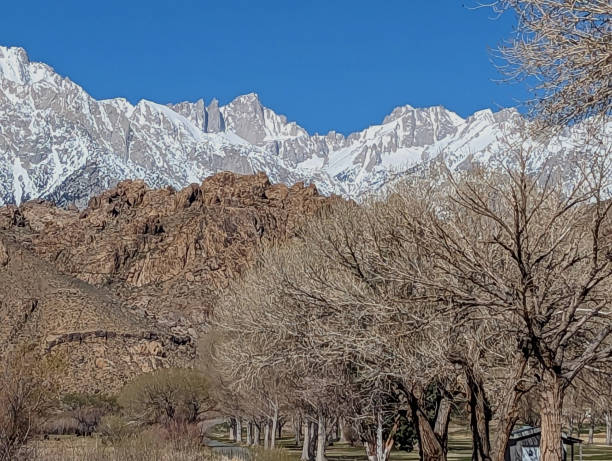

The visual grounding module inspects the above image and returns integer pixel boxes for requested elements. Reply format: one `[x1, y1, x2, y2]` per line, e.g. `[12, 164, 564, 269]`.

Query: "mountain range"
[0, 45, 609, 393]
[0, 45, 604, 207]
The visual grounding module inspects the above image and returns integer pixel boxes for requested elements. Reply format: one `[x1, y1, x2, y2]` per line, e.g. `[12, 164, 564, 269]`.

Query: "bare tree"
[495, 0, 611, 126]
[211, 119, 609, 461]
[401, 136, 611, 461]
[365, 176, 543, 461]
[118, 368, 215, 425]
[0, 352, 57, 461]
[566, 367, 612, 444]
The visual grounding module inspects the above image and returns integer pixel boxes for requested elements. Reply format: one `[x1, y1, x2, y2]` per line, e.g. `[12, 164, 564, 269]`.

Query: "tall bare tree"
[495, 0, 611, 126]
[403, 136, 611, 461]
[211, 122, 609, 461]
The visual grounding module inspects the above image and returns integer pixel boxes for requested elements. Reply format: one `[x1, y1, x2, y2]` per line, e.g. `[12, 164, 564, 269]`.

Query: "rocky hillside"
[0, 172, 337, 391]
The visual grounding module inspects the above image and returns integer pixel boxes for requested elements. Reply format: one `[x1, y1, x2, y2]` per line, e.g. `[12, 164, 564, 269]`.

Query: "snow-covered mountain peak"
[231, 92, 260, 104]
[493, 107, 521, 123]
[167, 99, 207, 131]
[381, 104, 464, 127]
[1, 45, 602, 207]
[0, 46, 57, 86]
[134, 99, 207, 141]
[382, 104, 415, 124]
[470, 108, 495, 121]
[0, 46, 31, 84]
[221, 92, 308, 144]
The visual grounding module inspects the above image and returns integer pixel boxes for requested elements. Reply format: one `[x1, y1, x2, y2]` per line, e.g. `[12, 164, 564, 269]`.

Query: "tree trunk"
[229, 418, 236, 442]
[491, 411, 519, 461]
[271, 405, 279, 448]
[309, 421, 318, 458]
[606, 411, 612, 445]
[490, 355, 528, 461]
[577, 420, 584, 440]
[539, 370, 565, 461]
[364, 410, 398, 461]
[417, 419, 446, 461]
[365, 442, 377, 461]
[302, 420, 311, 461]
[448, 357, 492, 461]
[253, 422, 261, 446]
[408, 394, 446, 461]
[295, 414, 302, 447]
[434, 396, 452, 455]
[264, 421, 270, 449]
[465, 372, 492, 461]
[316, 413, 327, 461]
[339, 417, 348, 443]
[236, 418, 242, 444]
[376, 410, 384, 461]
[247, 421, 253, 445]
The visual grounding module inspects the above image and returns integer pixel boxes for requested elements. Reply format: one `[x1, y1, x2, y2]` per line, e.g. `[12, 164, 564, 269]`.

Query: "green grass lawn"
[208, 424, 612, 461]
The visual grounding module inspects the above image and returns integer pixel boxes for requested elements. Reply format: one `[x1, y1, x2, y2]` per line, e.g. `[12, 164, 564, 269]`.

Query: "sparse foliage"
[118, 368, 214, 426]
[495, 0, 612, 126]
[0, 351, 59, 461]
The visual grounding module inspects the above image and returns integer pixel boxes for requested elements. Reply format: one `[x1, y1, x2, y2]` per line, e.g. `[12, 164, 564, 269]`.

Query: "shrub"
[0, 351, 58, 461]
[62, 393, 119, 436]
[118, 368, 214, 425]
[97, 414, 135, 442]
[41, 393, 119, 436]
[40, 415, 81, 436]
[61, 392, 118, 413]
[28, 427, 212, 461]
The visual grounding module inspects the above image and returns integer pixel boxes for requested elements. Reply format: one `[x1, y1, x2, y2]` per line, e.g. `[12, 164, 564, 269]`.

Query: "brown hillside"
[0, 233, 194, 392]
[0, 172, 338, 391]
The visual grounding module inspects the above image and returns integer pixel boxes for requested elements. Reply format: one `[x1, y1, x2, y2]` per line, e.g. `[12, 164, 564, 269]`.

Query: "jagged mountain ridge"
[0, 45, 598, 207]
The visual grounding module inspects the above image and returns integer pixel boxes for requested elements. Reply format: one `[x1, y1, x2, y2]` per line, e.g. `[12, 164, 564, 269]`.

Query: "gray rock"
[205, 98, 225, 133]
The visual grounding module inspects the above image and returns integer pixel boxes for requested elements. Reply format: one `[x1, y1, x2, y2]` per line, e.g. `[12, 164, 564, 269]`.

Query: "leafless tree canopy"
[496, 0, 611, 126]
[208, 5, 612, 460]
[210, 127, 610, 461]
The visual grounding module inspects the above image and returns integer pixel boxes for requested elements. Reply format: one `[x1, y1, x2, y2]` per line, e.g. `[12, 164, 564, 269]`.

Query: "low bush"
[43, 392, 119, 436]
[118, 368, 214, 425]
[0, 351, 58, 461]
[97, 414, 135, 442]
[40, 415, 81, 436]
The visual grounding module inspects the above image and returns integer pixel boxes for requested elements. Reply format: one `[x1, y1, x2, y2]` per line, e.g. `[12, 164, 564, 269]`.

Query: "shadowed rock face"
[0, 171, 338, 392]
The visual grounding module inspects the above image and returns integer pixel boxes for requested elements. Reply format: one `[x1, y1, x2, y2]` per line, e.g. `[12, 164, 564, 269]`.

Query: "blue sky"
[1, 0, 527, 135]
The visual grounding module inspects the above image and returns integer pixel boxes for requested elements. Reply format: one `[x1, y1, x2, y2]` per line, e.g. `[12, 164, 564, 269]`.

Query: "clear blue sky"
[1, 0, 527, 135]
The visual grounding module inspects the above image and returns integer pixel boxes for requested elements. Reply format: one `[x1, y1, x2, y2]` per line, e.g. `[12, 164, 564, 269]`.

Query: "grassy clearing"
[25, 428, 212, 461]
[20, 421, 612, 461]
[208, 424, 471, 461]
[208, 424, 612, 461]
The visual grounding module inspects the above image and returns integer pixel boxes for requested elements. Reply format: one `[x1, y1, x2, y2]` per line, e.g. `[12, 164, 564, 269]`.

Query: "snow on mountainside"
[0, 46, 606, 207]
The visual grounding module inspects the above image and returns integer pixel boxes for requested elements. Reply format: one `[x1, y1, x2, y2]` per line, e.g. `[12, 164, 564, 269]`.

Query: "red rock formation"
[0, 172, 338, 391]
